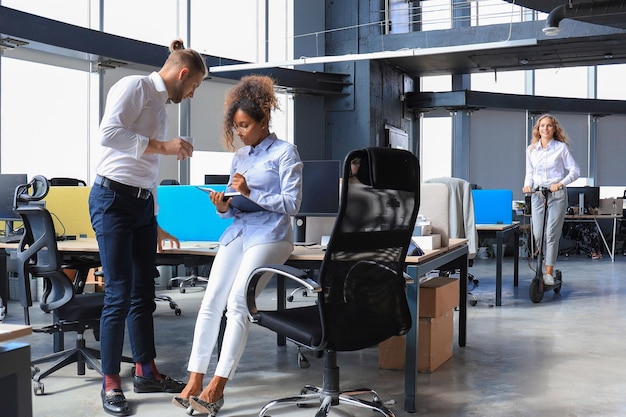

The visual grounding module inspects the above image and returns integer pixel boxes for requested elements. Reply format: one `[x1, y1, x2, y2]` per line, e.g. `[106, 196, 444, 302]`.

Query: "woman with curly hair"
[173, 75, 303, 415]
[522, 114, 580, 285]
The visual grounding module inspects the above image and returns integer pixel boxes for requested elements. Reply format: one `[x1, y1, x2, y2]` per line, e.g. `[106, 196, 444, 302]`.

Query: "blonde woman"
[522, 114, 580, 285]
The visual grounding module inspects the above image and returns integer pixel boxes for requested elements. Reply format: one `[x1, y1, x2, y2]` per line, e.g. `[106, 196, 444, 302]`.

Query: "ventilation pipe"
[543, 0, 626, 36]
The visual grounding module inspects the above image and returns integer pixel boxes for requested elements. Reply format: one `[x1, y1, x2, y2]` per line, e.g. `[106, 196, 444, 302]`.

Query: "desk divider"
[157, 185, 232, 241]
[43, 186, 94, 238]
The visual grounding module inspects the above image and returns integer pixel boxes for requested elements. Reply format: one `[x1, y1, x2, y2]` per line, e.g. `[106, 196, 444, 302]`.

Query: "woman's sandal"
[189, 395, 224, 417]
[172, 396, 196, 415]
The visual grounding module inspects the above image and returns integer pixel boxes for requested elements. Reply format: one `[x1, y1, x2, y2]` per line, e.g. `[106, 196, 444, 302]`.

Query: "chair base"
[155, 294, 182, 315]
[31, 335, 133, 395]
[258, 384, 394, 417]
[168, 274, 208, 293]
[258, 350, 393, 417]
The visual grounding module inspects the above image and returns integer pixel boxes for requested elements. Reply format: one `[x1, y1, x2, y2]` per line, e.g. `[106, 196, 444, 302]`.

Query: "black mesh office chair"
[13, 176, 106, 395]
[246, 147, 419, 417]
[49, 177, 87, 186]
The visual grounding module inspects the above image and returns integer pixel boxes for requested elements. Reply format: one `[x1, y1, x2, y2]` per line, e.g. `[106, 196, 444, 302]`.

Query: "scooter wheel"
[529, 279, 544, 303]
[554, 270, 563, 294]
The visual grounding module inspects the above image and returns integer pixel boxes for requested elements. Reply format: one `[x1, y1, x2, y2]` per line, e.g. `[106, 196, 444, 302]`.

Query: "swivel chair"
[246, 147, 419, 417]
[13, 176, 105, 395]
[49, 177, 87, 186]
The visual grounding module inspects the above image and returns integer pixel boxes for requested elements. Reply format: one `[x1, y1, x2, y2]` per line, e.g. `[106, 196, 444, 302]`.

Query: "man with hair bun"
[89, 39, 207, 416]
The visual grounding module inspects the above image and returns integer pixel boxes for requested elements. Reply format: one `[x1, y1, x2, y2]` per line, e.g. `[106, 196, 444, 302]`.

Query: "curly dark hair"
[222, 75, 279, 151]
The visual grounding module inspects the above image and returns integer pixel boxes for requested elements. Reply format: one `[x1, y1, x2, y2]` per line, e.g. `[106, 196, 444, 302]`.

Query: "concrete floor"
[3, 252, 626, 417]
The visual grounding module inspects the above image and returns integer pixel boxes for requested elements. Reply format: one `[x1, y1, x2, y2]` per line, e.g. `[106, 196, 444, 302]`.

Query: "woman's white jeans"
[186, 236, 293, 379]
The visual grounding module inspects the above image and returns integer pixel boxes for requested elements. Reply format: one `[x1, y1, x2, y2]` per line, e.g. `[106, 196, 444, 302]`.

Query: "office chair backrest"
[14, 176, 75, 323]
[49, 177, 87, 186]
[319, 147, 419, 351]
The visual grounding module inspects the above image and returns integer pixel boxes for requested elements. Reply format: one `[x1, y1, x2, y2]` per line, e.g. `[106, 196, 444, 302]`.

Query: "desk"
[476, 224, 520, 307]
[564, 214, 619, 262]
[2, 238, 469, 414]
[0, 324, 32, 417]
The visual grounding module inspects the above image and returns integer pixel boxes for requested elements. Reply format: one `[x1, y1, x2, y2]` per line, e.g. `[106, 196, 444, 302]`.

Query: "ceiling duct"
[544, 1, 626, 35]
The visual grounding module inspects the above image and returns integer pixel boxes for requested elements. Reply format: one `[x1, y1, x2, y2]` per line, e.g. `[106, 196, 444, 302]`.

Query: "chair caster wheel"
[175, 308, 182, 316]
[470, 299, 478, 306]
[287, 295, 294, 302]
[166, 285, 172, 290]
[33, 381, 44, 395]
[180, 288, 186, 293]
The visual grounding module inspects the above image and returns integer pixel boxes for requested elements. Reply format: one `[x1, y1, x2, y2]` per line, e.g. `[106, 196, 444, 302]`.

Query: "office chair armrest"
[245, 264, 321, 321]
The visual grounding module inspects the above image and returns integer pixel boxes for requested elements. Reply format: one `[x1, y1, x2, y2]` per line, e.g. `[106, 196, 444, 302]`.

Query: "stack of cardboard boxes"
[379, 277, 459, 373]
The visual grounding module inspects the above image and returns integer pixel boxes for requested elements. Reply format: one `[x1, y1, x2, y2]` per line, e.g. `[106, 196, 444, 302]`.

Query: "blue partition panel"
[472, 189, 513, 225]
[157, 185, 232, 241]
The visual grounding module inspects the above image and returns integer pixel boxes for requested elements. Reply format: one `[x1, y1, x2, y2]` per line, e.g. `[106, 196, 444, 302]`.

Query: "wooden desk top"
[565, 214, 621, 219]
[0, 324, 32, 343]
[476, 223, 519, 231]
[2, 237, 468, 266]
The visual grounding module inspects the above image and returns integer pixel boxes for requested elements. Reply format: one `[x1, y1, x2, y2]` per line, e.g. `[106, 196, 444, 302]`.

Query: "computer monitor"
[294, 160, 341, 243]
[566, 186, 600, 214]
[0, 173, 28, 236]
[204, 174, 230, 185]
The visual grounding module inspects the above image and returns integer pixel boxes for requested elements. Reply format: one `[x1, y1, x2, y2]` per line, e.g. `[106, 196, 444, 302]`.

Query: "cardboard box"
[378, 310, 454, 372]
[418, 310, 454, 372]
[411, 234, 441, 250]
[419, 277, 459, 318]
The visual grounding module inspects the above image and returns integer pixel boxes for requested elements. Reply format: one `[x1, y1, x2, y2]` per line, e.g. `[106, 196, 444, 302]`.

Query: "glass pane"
[535, 67, 589, 99]
[420, 116, 452, 180]
[421, 0, 452, 31]
[191, 0, 263, 62]
[103, 0, 178, 45]
[421, 75, 451, 92]
[471, 70, 527, 94]
[2, 0, 90, 27]
[1, 58, 89, 179]
[597, 64, 626, 100]
[471, 0, 522, 26]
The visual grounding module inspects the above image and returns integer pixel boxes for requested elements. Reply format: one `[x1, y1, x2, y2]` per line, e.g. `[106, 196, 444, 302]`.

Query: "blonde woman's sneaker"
[543, 273, 555, 286]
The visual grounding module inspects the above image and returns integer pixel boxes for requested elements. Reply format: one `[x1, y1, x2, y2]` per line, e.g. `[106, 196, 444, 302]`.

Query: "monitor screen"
[0, 174, 28, 221]
[204, 174, 230, 185]
[298, 160, 341, 217]
[566, 186, 600, 213]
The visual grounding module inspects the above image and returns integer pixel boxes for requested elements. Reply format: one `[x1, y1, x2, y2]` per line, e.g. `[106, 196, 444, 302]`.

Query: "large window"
[0, 1, 295, 185]
[597, 64, 626, 100]
[1, 58, 91, 180]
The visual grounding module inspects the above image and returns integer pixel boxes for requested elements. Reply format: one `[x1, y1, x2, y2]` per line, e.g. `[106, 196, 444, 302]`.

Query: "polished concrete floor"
[3, 251, 626, 417]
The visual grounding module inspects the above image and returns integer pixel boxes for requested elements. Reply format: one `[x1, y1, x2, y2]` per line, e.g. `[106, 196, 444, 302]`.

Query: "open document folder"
[196, 187, 266, 212]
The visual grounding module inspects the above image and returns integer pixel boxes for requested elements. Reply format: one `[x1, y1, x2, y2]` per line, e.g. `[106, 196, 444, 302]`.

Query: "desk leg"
[458, 252, 467, 347]
[595, 218, 616, 262]
[0, 252, 7, 314]
[276, 275, 286, 346]
[495, 231, 503, 307]
[513, 228, 519, 287]
[404, 265, 418, 413]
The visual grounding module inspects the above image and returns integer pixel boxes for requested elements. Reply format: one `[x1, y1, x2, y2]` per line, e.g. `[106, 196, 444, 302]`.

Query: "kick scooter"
[528, 186, 563, 303]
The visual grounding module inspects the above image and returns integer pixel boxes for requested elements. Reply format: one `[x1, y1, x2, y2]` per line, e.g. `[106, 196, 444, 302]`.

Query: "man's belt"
[95, 175, 152, 200]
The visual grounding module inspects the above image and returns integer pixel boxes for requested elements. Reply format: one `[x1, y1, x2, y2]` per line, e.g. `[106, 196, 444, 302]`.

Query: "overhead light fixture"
[95, 59, 128, 69]
[209, 38, 538, 73]
[0, 36, 29, 50]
